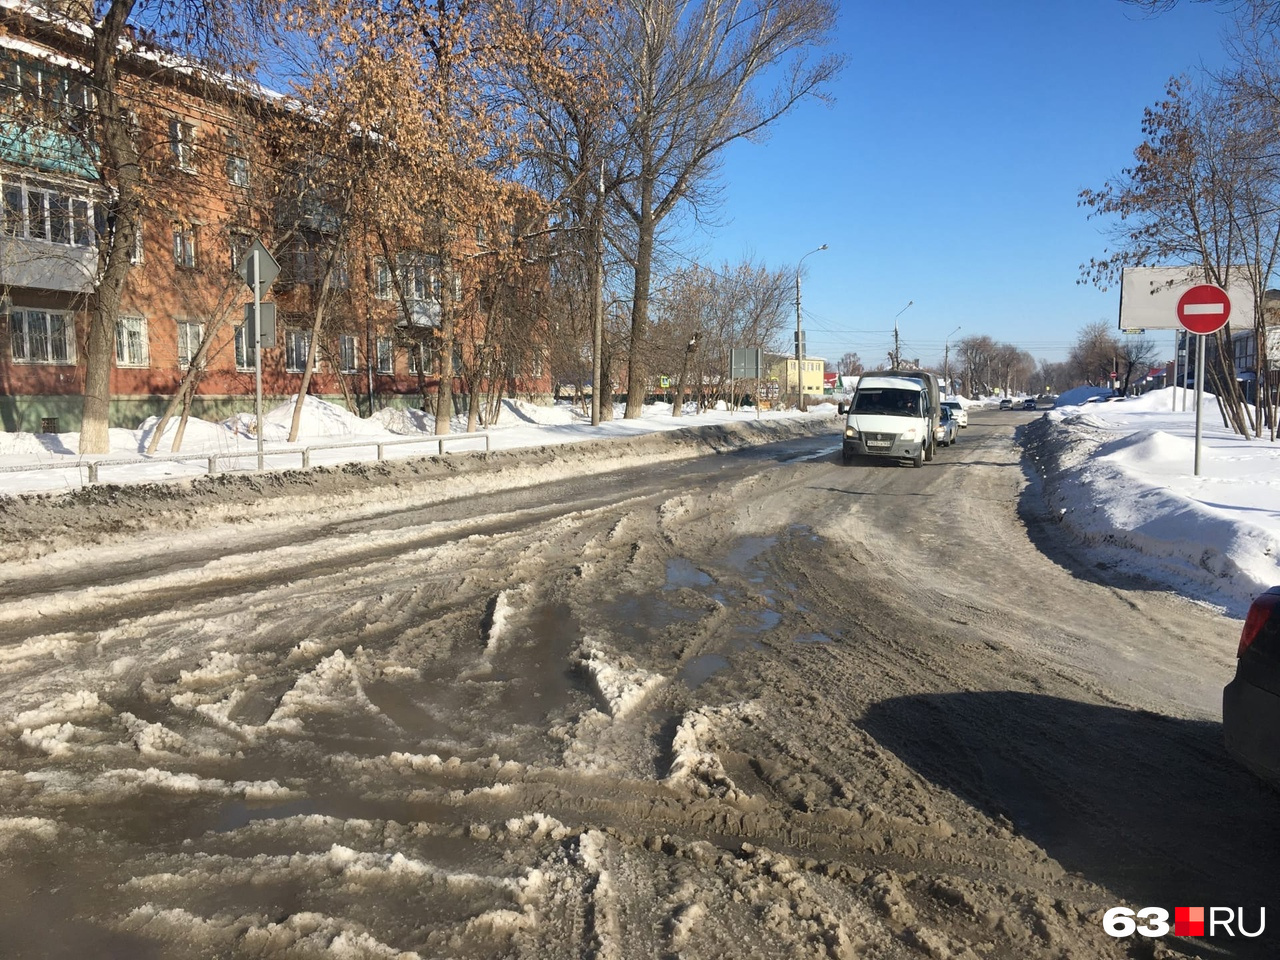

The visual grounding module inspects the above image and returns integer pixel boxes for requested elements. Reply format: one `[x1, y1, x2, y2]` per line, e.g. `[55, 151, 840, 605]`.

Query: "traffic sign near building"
[1116, 268, 1245, 479]
[1176, 284, 1231, 335]
[1118, 266, 1253, 330]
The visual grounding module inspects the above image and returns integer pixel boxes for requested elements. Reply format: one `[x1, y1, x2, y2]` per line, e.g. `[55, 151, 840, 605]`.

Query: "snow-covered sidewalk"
[0, 396, 840, 495]
[1030, 386, 1280, 615]
[2, 387, 1277, 614]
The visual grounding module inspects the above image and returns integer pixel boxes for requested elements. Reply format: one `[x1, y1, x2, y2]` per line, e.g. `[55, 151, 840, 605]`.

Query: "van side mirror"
[837, 401, 847, 415]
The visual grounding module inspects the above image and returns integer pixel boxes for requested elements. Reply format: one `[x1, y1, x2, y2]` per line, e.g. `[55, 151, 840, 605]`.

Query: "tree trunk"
[466, 368, 481, 433]
[80, 308, 115, 453]
[81, 6, 143, 454]
[288, 318, 322, 442]
[146, 318, 227, 454]
[174, 387, 195, 451]
[434, 258, 456, 436]
[625, 187, 655, 420]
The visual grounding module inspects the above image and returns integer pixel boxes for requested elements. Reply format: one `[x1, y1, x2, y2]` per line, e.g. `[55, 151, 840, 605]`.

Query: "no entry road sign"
[1176, 284, 1232, 335]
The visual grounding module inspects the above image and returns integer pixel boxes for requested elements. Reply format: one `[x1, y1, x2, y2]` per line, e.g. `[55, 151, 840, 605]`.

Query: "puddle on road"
[612, 594, 703, 632]
[358, 601, 587, 758]
[725, 537, 777, 583]
[795, 632, 832, 644]
[214, 795, 320, 832]
[491, 601, 585, 725]
[744, 609, 783, 633]
[679, 653, 730, 689]
[663, 557, 714, 590]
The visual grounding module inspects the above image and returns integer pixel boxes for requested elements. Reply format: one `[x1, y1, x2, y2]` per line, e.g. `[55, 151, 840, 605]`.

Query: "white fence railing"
[0, 432, 490, 486]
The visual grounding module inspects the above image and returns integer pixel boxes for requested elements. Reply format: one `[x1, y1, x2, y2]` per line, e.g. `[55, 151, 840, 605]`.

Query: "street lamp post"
[795, 244, 827, 411]
[943, 325, 960, 396]
[891, 300, 913, 369]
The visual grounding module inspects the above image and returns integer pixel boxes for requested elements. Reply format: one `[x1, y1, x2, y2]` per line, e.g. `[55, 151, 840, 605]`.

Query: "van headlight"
[844, 427, 858, 439]
[900, 427, 917, 440]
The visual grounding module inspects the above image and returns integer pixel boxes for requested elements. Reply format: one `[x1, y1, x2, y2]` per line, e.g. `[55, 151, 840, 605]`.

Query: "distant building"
[766, 353, 826, 399]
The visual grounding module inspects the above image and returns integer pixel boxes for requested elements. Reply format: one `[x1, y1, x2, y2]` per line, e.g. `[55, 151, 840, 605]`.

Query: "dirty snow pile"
[1031, 386, 1280, 615]
[0, 395, 839, 495]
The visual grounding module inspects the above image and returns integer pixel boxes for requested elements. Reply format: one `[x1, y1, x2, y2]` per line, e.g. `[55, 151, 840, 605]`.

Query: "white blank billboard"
[1118, 266, 1254, 331]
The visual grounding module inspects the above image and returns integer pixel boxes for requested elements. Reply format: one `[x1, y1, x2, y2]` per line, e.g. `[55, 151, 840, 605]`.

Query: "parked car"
[998, 398, 1013, 410]
[934, 405, 959, 447]
[1022, 398, 1038, 410]
[941, 400, 967, 428]
[1224, 587, 1280, 786]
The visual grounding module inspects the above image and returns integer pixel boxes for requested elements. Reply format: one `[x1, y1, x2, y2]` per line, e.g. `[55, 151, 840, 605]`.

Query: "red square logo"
[1175, 907, 1205, 937]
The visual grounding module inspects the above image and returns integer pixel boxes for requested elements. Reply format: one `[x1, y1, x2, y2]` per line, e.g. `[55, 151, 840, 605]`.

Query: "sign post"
[237, 239, 280, 470]
[1176, 284, 1231, 477]
[731, 347, 764, 420]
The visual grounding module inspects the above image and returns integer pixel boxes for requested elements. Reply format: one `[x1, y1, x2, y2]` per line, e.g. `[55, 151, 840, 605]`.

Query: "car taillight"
[1238, 588, 1280, 657]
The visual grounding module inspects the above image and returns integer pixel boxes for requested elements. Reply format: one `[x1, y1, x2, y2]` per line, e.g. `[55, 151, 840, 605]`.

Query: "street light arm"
[794, 244, 827, 412]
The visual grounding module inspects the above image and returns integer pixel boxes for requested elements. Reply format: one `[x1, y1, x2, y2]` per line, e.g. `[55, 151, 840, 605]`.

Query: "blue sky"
[684, 0, 1238, 369]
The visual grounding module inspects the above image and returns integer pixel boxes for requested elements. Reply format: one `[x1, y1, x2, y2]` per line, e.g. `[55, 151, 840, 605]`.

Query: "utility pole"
[795, 244, 827, 411]
[891, 301, 912, 369]
[943, 325, 960, 396]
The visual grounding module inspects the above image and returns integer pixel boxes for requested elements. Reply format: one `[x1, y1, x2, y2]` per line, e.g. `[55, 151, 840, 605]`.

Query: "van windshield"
[852, 388, 921, 417]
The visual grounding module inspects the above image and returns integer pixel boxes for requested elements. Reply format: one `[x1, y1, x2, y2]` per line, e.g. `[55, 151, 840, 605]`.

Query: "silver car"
[942, 400, 967, 428]
[934, 405, 959, 447]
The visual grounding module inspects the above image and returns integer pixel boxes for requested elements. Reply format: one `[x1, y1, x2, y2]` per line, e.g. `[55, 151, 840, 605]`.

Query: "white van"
[839, 375, 931, 467]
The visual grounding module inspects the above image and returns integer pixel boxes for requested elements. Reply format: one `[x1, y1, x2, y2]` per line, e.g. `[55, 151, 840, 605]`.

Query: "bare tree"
[1033, 360, 1072, 395]
[1069, 321, 1123, 388]
[1079, 76, 1263, 434]
[40, 0, 270, 453]
[1119, 0, 1280, 23]
[839, 352, 864, 376]
[1117, 334, 1159, 393]
[610, 0, 843, 419]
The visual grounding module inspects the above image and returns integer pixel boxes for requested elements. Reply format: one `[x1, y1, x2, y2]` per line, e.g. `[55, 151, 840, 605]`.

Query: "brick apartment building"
[0, 3, 552, 434]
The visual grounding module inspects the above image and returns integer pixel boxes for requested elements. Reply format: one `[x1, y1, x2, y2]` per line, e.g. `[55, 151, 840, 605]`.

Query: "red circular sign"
[1176, 284, 1231, 335]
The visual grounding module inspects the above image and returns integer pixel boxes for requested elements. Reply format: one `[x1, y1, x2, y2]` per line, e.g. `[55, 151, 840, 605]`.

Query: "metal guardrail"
[0, 431, 490, 486]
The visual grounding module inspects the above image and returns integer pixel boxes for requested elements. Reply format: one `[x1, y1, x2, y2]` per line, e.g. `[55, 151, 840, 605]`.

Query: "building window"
[226, 134, 249, 186]
[2, 183, 21, 236]
[375, 253, 444, 303]
[374, 258, 392, 300]
[333, 253, 350, 290]
[408, 343, 433, 375]
[285, 330, 314, 372]
[0, 54, 93, 114]
[229, 230, 252, 272]
[176, 320, 202, 368]
[287, 241, 321, 285]
[170, 119, 196, 172]
[338, 334, 357, 373]
[172, 223, 197, 268]
[129, 220, 144, 264]
[234, 323, 257, 371]
[0, 54, 18, 104]
[115, 315, 148, 367]
[376, 337, 393, 374]
[10, 309, 75, 364]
